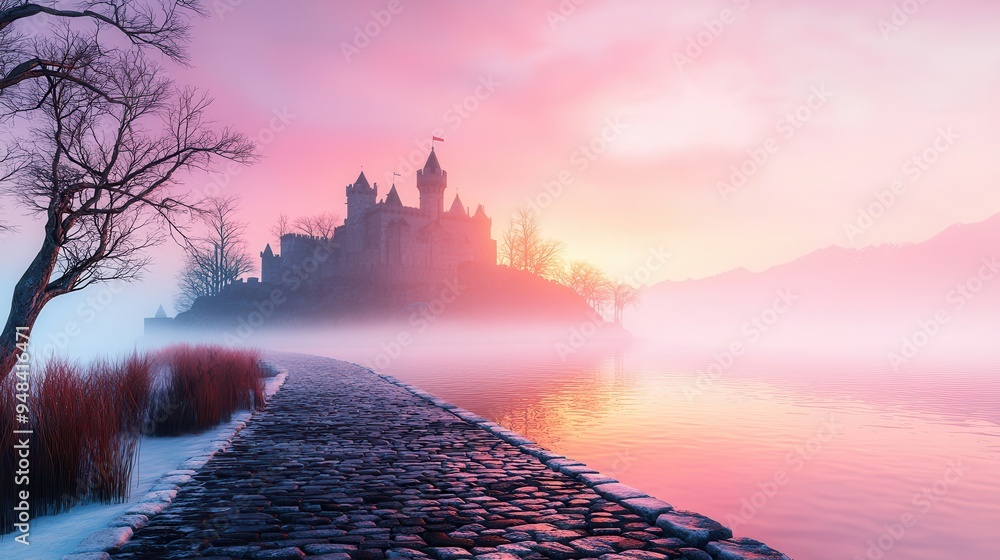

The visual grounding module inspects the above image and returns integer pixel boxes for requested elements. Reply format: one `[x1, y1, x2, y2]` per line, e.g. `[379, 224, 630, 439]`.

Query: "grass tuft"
[149, 345, 265, 436]
[1, 346, 263, 534]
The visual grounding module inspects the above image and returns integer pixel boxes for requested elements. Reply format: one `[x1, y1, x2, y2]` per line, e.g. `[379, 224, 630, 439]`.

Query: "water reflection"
[288, 338, 1000, 560]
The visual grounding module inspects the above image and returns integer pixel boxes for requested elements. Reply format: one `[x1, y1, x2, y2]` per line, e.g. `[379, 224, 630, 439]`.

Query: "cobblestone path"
[105, 354, 785, 560]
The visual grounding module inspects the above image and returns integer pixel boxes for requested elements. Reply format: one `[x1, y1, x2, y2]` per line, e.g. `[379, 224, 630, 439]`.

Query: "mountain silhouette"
[634, 214, 1000, 361]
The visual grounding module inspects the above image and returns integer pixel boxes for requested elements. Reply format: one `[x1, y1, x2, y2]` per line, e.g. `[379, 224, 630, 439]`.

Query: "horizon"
[5, 1, 1000, 294]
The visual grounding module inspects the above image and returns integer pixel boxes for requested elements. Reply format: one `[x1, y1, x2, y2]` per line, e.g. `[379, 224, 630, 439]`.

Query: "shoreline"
[52, 370, 288, 560]
[371, 368, 790, 560]
[63, 353, 789, 560]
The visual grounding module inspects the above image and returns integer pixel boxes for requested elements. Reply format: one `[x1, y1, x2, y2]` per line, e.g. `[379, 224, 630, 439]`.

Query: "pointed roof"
[154, 305, 167, 318]
[354, 171, 370, 189]
[384, 185, 402, 206]
[262, 243, 274, 257]
[423, 148, 442, 174]
[449, 194, 467, 216]
[474, 204, 488, 219]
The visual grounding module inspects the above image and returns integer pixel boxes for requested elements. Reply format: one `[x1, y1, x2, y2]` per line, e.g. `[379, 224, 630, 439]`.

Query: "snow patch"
[0, 365, 289, 560]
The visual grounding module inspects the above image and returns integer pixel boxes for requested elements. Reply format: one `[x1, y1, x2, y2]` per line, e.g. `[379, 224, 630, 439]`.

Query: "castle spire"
[354, 171, 371, 189]
[385, 185, 402, 207]
[448, 194, 467, 216]
[416, 146, 447, 217]
[423, 147, 442, 175]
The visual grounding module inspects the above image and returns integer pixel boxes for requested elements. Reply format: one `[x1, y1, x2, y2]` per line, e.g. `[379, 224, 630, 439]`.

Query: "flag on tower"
[432, 136, 445, 143]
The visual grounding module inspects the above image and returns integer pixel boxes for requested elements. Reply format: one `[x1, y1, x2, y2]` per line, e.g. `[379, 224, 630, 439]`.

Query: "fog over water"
[3, 277, 999, 560]
[275, 323, 999, 560]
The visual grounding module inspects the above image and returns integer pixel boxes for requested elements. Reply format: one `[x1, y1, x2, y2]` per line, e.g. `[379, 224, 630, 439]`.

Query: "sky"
[2, 0, 1000, 351]
[168, 0, 1000, 282]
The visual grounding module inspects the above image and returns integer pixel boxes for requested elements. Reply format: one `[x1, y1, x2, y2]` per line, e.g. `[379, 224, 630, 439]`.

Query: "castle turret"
[345, 171, 377, 254]
[346, 171, 377, 222]
[416, 148, 447, 218]
[448, 194, 467, 216]
[260, 243, 281, 283]
[384, 184, 403, 207]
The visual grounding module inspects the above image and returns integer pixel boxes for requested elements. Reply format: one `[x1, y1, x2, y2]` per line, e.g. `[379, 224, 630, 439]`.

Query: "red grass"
[0, 374, 17, 534]
[31, 360, 90, 515]
[1, 346, 260, 534]
[149, 345, 265, 436]
[84, 354, 153, 503]
[0, 354, 154, 530]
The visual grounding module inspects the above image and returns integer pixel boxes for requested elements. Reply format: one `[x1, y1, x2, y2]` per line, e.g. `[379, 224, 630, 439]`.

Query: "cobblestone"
[101, 354, 787, 560]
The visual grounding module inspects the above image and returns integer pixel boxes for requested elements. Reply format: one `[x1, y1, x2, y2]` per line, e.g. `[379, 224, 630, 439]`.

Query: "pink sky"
[162, 0, 1000, 283]
[4, 0, 1000, 330]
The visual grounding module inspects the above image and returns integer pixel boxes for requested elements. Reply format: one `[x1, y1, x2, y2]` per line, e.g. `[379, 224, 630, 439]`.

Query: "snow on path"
[0, 371, 286, 560]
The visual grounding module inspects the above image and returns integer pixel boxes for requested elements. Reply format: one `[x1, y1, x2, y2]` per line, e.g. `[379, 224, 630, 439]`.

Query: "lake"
[291, 336, 1000, 560]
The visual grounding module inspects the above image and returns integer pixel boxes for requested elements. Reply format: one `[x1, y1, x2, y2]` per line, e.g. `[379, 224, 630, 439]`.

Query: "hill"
[153, 263, 602, 340]
[633, 214, 1000, 362]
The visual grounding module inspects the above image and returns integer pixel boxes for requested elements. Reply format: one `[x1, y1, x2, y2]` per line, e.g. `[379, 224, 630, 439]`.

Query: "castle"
[260, 148, 496, 286]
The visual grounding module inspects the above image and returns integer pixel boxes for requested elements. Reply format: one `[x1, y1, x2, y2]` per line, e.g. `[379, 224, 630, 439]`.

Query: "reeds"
[0, 373, 17, 534]
[31, 359, 90, 516]
[27, 354, 154, 518]
[2, 346, 261, 534]
[149, 345, 265, 436]
[84, 355, 154, 504]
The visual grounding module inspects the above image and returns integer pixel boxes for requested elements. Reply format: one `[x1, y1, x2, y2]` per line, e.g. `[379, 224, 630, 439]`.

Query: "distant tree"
[269, 213, 290, 242]
[561, 260, 610, 313]
[0, 49, 255, 380]
[499, 206, 564, 279]
[293, 212, 339, 239]
[175, 195, 254, 311]
[609, 281, 641, 325]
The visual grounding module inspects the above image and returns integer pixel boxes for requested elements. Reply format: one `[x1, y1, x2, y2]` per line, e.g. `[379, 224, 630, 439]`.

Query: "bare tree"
[269, 212, 289, 242]
[609, 281, 641, 326]
[293, 212, 339, 239]
[0, 0, 204, 93]
[498, 206, 564, 279]
[0, 2, 205, 231]
[561, 260, 610, 313]
[0, 48, 255, 379]
[175, 195, 254, 311]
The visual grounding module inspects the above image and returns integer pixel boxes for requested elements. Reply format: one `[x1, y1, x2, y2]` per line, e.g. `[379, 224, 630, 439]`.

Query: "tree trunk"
[0, 230, 61, 380]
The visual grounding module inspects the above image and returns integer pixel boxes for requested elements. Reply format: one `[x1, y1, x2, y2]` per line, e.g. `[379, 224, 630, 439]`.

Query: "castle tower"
[260, 243, 281, 283]
[346, 171, 377, 223]
[345, 171, 377, 254]
[416, 148, 447, 218]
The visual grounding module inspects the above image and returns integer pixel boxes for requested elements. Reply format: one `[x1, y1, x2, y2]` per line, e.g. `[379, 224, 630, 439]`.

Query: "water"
[293, 339, 1000, 560]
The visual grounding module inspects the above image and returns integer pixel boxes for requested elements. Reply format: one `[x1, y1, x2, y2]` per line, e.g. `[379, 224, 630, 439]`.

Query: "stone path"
[101, 354, 788, 560]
